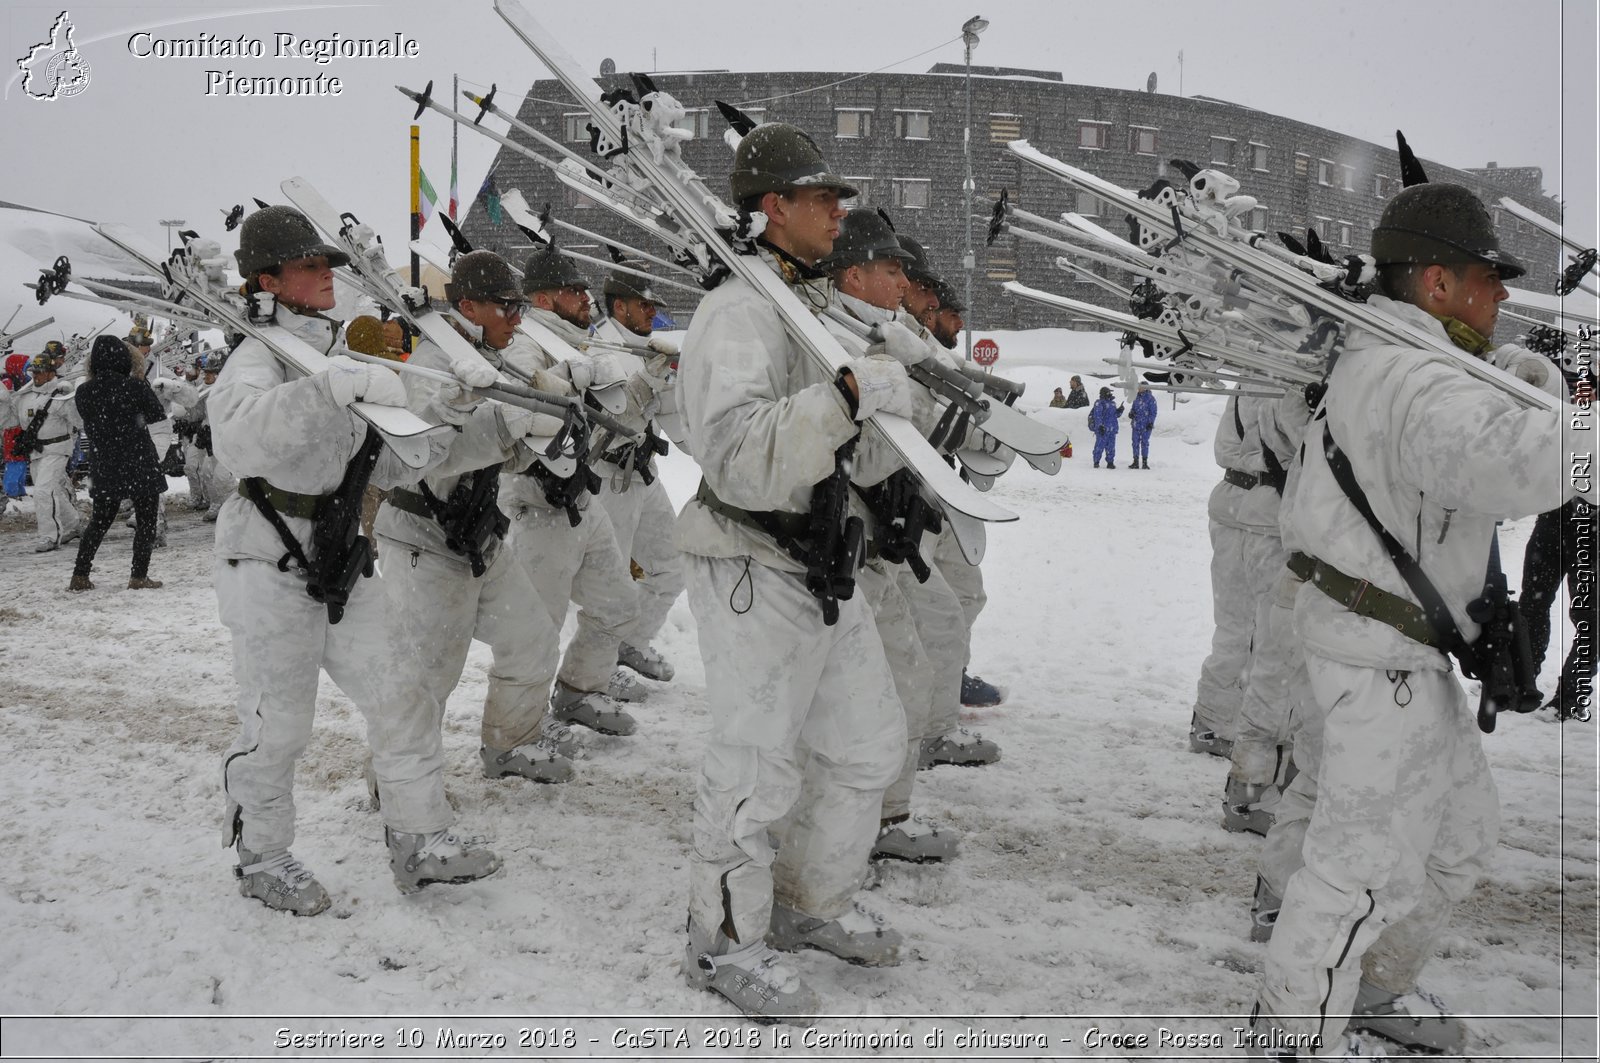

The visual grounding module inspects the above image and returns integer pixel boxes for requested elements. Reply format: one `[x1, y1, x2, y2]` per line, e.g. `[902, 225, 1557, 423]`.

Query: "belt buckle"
[1350, 579, 1371, 611]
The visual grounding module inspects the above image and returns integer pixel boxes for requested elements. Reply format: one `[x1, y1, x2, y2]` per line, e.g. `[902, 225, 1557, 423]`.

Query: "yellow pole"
[409, 124, 421, 288]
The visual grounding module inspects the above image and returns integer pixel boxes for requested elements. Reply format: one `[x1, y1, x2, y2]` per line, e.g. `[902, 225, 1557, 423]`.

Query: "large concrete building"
[460, 65, 1566, 332]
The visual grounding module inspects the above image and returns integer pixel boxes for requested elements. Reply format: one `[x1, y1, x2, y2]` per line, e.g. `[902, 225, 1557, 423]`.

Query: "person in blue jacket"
[1088, 386, 1123, 468]
[1128, 381, 1158, 469]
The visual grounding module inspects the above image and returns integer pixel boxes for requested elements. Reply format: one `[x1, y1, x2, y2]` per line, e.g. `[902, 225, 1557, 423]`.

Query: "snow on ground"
[0, 336, 1594, 1061]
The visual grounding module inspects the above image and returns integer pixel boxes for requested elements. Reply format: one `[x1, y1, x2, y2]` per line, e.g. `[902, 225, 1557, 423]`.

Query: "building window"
[1250, 142, 1269, 171]
[1337, 221, 1353, 246]
[1313, 215, 1333, 239]
[1374, 174, 1393, 199]
[1078, 121, 1110, 150]
[563, 184, 597, 210]
[1247, 207, 1268, 231]
[564, 113, 590, 143]
[1340, 164, 1356, 192]
[988, 113, 1023, 144]
[843, 177, 872, 205]
[742, 107, 767, 126]
[1317, 159, 1334, 186]
[1294, 153, 1310, 177]
[892, 178, 931, 209]
[1129, 126, 1159, 155]
[986, 248, 1017, 281]
[894, 110, 931, 140]
[672, 109, 710, 138]
[1209, 136, 1235, 165]
[835, 109, 872, 138]
[1075, 190, 1101, 217]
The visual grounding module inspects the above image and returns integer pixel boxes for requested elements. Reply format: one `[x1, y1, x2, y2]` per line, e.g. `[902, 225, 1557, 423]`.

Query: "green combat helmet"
[233, 205, 350, 278]
[897, 234, 939, 287]
[445, 250, 522, 303]
[520, 242, 589, 296]
[728, 122, 859, 203]
[822, 209, 913, 272]
[1370, 184, 1525, 279]
[932, 276, 967, 314]
[602, 261, 659, 303]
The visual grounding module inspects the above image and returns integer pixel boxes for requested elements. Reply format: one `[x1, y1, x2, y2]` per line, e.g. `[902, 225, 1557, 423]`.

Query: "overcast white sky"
[2, 0, 1595, 280]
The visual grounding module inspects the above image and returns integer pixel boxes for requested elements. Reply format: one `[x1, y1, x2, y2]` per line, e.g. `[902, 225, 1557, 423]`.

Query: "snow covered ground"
[0, 331, 1594, 1061]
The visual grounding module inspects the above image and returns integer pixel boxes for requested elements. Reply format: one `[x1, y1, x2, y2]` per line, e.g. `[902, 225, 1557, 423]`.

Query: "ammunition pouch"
[388, 464, 509, 579]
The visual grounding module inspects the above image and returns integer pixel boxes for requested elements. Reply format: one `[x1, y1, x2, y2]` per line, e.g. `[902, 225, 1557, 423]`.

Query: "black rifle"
[526, 459, 603, 528]
[805, 439, 865, 625]
[419, 464, 510, 577]
[304, 425, 384, 624]
[13, 398, 56, 456]
[1463, 538, 1544, 732]
[861, 469, 942, 583]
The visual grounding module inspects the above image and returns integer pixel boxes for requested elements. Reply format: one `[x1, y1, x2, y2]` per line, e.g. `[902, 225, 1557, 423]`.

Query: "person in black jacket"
[68, 336, 167, 591]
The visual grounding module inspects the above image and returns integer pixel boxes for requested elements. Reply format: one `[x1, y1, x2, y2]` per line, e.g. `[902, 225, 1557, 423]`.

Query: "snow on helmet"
[234, 205, 351, 279]
[728, 122, 859, 203]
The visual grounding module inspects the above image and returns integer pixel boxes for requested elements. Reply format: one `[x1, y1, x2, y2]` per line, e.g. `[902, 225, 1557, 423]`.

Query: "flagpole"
[450, 74, 460, 222]
[410, 124, 421, 288]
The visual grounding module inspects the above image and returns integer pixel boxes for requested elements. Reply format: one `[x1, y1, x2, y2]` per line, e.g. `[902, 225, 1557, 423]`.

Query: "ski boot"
[33, 539, 58, 553]
[234, 844, 331, 916]
[872, 814, 959, 863]
[684, 920, 818, 1026]
[551, 682, 637, 736]
[1222, 777, 1276, 836]
[618, 641, 674, 682]
[1350, 980, 1464, 1055]
[1249, 874, 1280, 943]
[919, 727, 1000, 769]
[959, 670, 1005, 708]
[1189, 711, 1234, 758]
[768, 900, 902, 967]
[481, 729, 576, 784]
[386, 827, 501, 895]
[606, 666, 650, 703]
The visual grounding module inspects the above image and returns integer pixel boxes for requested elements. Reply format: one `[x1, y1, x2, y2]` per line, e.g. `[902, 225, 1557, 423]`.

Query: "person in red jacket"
[2, 352, 31, 506]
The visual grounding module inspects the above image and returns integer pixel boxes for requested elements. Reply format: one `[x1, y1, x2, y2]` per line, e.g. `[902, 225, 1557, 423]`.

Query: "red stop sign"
[973, 338, 1000, 366]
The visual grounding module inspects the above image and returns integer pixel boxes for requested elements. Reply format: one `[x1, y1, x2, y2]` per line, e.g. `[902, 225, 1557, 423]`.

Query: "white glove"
[450, 357, 499, 389]
[1513, 358, 1550, 388]
[869, 320, 931, 367]
[646, 337, 680, 358]
[583, 351, 629, 391]
[324, 355, 406, 407]
[846, 357, 914, 422]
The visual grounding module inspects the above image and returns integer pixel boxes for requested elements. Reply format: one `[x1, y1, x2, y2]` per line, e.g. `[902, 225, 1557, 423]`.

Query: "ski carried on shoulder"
[493, 0, 1014, 563]
[91, 221, 438, 467]
[1007, 141, 1559, 413]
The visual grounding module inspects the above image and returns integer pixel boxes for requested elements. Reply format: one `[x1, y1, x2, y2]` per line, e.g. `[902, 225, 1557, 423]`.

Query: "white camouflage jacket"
[11, 379, 77, 458]
[1285, 294, 1588, 672]
[209, 308, 446, 566]
[1208, 392, 1310, 533]
[674, 250, 898, 575]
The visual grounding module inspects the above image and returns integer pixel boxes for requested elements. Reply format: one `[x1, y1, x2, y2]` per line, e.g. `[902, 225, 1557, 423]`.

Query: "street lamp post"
[961, 15, 988, 362]
[159, 219, 188, 252]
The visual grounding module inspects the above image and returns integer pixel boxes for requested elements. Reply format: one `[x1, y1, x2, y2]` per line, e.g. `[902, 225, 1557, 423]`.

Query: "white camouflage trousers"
[1193, 521, 1286, 738]
[31, 452, 80, 544]
[1230, 569, 1305, 787]
[507, 498, 640, 693]
[858, 563, 930, 822]
[217, 560, 453, 854]
[1256, 651, 1499, 1045]
[931, 521, 987, 730]
[378, 539, 561, 754]
[595, 467, 685, 647]
[898, 558, 967, 741]
[687, 555, 905, 944]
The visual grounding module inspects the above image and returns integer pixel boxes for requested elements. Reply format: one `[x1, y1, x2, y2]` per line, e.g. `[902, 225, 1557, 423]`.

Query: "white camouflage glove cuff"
[870, 320, 931, 367]
[450, 358, 499, 389]
[848, 357, 914, 422]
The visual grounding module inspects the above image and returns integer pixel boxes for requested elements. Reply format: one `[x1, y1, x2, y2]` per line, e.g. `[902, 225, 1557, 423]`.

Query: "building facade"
[460, 66, 1565, 333]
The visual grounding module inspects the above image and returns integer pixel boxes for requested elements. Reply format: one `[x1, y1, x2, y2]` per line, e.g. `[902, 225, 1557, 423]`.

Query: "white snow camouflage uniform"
[210, 307, 455, 855]
[1191, 391, 1308, 741]
[372, 311, 565, 761]
[676, 252, 906, 945]
[825, 292, 966, 819]
[1254, 295, 1589, 1047]
[12, 377, 81, 546]
[498, 309, 640, 695]
[590, 316, 686, 653]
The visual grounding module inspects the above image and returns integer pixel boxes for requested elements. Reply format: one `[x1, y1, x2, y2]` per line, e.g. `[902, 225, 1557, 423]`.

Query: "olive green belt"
[384, 487, 434, 519]
[237, 480, 326, 521]
[1291, 551, 1441, 648]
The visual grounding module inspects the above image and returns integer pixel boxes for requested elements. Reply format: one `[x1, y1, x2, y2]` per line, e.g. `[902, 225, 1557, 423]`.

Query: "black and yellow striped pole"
[409, 124, 421, 289]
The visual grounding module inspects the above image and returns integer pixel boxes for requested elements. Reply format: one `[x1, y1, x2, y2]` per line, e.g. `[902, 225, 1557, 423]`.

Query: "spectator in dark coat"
[69, 336, 167, 591]
[1064, 375, 1090, 409]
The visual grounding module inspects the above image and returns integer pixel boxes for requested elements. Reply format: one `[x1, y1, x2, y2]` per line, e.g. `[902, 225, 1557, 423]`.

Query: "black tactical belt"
[237, 479, 326, 521]
[1222, 468, 1262, 489]
[36, 435, 68, 447]
[1303, 554, 1441, 648]
[384, 487, 433, 519]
